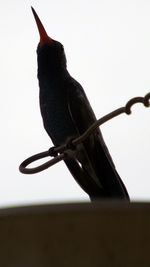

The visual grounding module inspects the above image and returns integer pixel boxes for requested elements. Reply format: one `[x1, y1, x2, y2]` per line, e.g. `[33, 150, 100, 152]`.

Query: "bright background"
[0, 0, 150, 207]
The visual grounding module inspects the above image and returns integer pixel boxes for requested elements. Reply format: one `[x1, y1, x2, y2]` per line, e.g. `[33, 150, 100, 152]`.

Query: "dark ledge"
[0, 201, 150, 266]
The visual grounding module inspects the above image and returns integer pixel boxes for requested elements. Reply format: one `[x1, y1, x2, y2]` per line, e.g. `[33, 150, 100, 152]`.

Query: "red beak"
[31, 7, 53, 45]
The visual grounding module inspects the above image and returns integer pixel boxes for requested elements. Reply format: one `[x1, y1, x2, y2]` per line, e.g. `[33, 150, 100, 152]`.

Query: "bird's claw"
[49, 146, 58, 157]
[66, 138, 76, 151]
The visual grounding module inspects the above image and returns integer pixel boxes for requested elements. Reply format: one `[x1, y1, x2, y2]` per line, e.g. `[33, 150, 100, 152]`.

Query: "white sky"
[0, 0, 150, 207]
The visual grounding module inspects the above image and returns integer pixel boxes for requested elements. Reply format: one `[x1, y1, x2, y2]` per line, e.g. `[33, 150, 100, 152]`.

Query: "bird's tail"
[64, 158, 108, 199]
[86, 132, 130, 200]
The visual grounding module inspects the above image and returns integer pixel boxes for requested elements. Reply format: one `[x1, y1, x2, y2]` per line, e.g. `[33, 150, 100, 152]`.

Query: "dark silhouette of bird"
[31, 7, 129, 201]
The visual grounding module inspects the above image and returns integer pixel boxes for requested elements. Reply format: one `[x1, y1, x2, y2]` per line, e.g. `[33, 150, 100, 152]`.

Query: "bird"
[31, 7, 129, 201]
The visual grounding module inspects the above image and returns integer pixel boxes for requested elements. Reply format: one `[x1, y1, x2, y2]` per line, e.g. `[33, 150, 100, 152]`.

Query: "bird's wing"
[67, 79, 129, 199]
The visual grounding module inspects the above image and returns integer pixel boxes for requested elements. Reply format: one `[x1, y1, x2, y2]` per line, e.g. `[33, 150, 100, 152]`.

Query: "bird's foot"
[48, 146, 58, 157]
[64, 138, 77, 159]
[66, 138, 76, 151]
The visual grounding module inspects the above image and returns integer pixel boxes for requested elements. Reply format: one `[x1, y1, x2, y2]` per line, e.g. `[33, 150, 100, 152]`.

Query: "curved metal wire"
[19, 92, 150, 174]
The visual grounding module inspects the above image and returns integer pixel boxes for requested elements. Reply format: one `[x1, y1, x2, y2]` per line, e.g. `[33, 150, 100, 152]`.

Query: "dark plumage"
[32, 7, 129, 201]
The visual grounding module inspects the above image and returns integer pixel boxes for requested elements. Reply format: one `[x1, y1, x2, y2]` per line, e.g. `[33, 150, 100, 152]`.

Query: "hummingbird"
[31, 7, 129, 201]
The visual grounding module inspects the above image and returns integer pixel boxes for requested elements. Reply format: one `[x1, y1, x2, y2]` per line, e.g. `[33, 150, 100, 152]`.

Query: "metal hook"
[19, 92, 150, 174]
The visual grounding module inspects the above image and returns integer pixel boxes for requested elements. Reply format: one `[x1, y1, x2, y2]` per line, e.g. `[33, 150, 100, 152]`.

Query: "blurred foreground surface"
[0, 201, 150, 267]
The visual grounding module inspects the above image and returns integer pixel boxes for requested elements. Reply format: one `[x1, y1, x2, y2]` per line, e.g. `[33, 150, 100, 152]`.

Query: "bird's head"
[31, 7, 67, 76]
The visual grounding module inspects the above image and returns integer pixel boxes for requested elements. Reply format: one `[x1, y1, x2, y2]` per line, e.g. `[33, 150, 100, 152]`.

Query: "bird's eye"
[61, 45, 64, 52]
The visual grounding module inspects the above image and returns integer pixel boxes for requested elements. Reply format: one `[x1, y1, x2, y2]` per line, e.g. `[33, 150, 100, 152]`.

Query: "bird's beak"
[31, 7, 53, 45]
